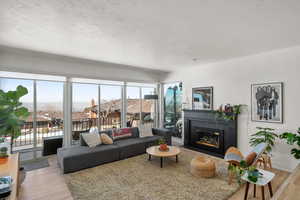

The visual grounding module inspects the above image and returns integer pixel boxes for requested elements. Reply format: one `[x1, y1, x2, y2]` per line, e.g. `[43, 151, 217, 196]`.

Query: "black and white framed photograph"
[192, 87, 213, 110]
[251, 82, 283, 123]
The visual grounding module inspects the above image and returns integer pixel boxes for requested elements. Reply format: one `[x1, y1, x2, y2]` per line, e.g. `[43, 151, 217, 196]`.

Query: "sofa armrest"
[152, 128, 172, 145]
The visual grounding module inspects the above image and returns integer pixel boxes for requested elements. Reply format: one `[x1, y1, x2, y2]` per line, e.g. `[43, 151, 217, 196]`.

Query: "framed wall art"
[251, 82, 283, 123]
[192, 87, 213, 110]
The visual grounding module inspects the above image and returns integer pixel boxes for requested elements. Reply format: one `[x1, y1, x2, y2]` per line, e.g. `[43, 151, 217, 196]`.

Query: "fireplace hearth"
[183, 110, 237, 158]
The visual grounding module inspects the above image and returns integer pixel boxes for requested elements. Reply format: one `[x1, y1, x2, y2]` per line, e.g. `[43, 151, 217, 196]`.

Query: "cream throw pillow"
[100, 133, 113, 145]
[82, 133, 101, 147]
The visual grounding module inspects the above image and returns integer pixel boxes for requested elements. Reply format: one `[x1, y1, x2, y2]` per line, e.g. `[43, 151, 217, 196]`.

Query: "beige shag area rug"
[64, 148, 239, 200]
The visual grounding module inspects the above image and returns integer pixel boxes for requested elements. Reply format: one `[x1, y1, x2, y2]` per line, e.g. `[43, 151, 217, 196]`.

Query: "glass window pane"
[140, 87, 156, 136]
[100, 85, 122, 130]
[72, 83, 98, 143]
[164, 82, 183, 138]
[36, 81, 64, 146]
[0, 78, 34, 150]
[126, 86, 140, 128]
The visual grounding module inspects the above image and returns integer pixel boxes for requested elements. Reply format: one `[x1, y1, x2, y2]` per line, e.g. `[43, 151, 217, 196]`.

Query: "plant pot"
[159, 144, 169, 151]
[0, 140, 10, 155]
[0, 156, 8, 164]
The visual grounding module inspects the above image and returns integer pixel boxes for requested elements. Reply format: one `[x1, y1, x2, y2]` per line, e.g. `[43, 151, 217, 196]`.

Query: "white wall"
[0, 46, 168, 82]
[165, 46, 300, 172]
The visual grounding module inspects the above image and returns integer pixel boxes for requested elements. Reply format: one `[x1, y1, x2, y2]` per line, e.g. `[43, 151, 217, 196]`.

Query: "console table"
[0, 153, 20, 200]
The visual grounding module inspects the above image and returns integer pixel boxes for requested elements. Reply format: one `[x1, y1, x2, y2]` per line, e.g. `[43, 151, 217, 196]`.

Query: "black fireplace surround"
[183, 109, 237, 158]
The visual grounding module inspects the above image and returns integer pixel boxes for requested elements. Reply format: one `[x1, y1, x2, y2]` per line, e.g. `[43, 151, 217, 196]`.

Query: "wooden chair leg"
[268, 156, 272, 169]
[268, 182, 273, 197]
[261, 186, 265, 200]
[244, 182, 250, 200]
[228, 170, 234, 185]
[253, 184, 256, 197]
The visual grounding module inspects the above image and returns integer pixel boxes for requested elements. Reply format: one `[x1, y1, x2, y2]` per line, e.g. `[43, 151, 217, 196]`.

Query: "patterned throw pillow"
[81, 133, 101, 147]
[112, 128, 132, 141]
[100, 133, 113, 145]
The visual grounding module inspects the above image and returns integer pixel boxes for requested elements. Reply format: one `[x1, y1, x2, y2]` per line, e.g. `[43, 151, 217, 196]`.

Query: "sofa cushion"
[57, 144, 119, 173]
[82, 132, 101, 147]
[100, 133, 113, 144]
[114, 138, 146, 159]
[139, 135, 162, 148]
[112, 128, 133, 141]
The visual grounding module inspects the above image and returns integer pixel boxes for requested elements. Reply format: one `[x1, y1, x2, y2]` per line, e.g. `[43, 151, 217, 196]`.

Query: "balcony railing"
[12, 116, 154, 149]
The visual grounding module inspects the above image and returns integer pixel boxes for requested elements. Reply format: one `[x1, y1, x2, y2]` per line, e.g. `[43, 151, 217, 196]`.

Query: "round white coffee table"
[146, 145, 181, 168]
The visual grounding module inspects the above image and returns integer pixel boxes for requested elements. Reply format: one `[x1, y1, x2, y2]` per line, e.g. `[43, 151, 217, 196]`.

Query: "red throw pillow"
[112, 128, 132, 140]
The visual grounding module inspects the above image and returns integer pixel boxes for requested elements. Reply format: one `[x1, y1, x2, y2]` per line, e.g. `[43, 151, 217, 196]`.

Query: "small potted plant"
[215, 104, 245, 121]
[158, 138, 169, 151]
[229, 160, 262, 184]
[0, 147, 8, 164]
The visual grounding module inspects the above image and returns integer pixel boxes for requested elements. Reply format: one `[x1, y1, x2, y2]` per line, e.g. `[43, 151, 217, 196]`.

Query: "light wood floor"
[19, 152, 290, 200]
[19, 156, 73, 200]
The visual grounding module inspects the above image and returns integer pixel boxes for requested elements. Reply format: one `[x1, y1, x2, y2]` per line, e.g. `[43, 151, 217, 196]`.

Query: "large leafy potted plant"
[280, 128, 300, 159]
[250, 127, 278, 154]
[0, 85, 30, 154]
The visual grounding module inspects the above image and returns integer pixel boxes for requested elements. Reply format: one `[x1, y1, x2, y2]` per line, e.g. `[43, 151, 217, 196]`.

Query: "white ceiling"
[1, 0, 300, 72]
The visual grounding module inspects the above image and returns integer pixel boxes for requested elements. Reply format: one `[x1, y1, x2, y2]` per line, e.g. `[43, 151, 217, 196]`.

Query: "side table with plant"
[229, 160, 262, 184]
[250, 127, 278, 169]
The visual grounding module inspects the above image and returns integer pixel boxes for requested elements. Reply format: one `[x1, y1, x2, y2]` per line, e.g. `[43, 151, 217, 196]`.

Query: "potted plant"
[0, 147, 8, 164]
[158, 138, 169, 151]
[280, 128, 300, 159]
[215, 104, 245, 121]
[250, 127, 278, 168]
[0, 85, 30, 153]
[250, 127, 278, 154]
[229, 160, 262, 184]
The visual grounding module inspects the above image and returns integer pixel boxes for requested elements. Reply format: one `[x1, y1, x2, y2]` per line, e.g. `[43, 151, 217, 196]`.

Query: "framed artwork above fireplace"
[192, 86, 213, 110]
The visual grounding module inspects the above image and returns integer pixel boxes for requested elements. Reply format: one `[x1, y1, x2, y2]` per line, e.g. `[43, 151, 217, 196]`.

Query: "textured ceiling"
[0, 0, 300, 71]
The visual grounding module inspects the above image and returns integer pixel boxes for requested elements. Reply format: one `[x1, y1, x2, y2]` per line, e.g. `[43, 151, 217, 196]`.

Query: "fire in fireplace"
[183, 110, 238, 158]
[196, 130, 220, 148]
[190, 127, 224, 155]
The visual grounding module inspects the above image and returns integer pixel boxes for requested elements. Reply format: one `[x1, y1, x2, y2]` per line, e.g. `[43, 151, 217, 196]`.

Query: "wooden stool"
[190, 156, 216, 178]
[242, 169, 275, 200]
[256, 154, 272, 169]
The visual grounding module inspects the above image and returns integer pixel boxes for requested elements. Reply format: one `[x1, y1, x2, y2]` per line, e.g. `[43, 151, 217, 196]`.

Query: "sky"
[0, 78, 155, 103]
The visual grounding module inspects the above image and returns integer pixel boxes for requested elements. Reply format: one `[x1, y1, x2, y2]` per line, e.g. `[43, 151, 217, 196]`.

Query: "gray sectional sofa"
[57, 127, 172, 174]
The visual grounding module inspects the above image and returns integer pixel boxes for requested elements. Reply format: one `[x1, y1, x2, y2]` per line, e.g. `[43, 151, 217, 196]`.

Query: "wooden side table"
[242, 169, 275, 200]
[0, 153, 20, 200]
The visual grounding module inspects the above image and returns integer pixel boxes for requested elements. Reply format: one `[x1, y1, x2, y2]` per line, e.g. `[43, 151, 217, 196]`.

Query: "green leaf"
[16, 85, 28, 98]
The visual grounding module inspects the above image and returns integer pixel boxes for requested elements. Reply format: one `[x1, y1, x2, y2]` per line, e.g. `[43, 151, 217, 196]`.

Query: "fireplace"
[184, 110, 237, 158]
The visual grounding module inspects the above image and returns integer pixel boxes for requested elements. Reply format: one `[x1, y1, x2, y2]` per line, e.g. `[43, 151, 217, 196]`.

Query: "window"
[36, 81, 64, 144]
[0, 78, 34, 149]
[100, 85, 122, 130]
[164, 82, 183, 138]
[72, 83, 98, 143]
[0, 75, 65, 158]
